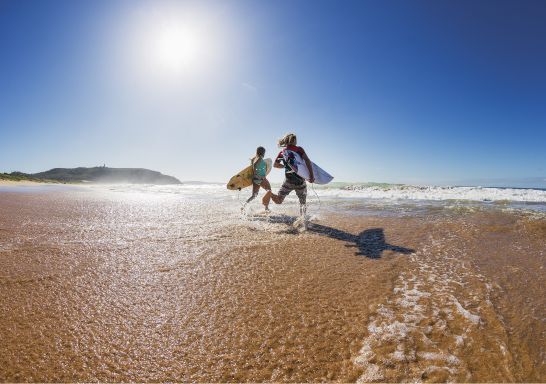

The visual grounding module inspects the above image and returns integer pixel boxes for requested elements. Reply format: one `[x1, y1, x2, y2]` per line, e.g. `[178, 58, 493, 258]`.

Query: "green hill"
[3, 167, 181, 184]
[0, 172, 58, 183]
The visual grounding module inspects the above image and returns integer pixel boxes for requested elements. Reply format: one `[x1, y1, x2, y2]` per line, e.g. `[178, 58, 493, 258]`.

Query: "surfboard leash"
[237, 188, 246, 209]
[310, 182, 322, 214]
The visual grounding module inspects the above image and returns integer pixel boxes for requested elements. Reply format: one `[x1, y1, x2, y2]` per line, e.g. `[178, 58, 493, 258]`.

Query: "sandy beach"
[0, 180, 50, 186]
[3, 0, 546, 381]
[0, 185, 544, 382]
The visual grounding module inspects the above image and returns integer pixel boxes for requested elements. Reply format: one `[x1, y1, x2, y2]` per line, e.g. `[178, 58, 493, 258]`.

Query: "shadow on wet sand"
[252, 214, 415, 259]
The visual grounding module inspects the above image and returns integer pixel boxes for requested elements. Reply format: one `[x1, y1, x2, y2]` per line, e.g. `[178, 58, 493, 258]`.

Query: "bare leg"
[271, 194, 284, 204]
[259, 179, 271, 210]
[246, 183, 260, 203]
[260, 178, 271, 192]
[261, 189, 284, 210]
[262, 191, 272, 210]
[242, 183, 260, 213]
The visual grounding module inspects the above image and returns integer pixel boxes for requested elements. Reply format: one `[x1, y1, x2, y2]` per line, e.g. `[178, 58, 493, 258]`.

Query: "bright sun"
[124, 6, 227, 83]
[153, 22, 205, 74]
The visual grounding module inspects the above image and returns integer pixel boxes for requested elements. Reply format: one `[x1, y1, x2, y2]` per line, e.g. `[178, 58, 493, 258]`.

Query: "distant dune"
[3, 167, 181, 185]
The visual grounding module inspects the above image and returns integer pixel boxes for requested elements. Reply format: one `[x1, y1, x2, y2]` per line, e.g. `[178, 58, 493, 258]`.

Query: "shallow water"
[0, 185, 544, 382]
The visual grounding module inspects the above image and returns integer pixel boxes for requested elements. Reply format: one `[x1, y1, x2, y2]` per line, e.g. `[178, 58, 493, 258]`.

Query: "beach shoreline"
[0, 179, 53, 186]
[0, 186, 544, 382]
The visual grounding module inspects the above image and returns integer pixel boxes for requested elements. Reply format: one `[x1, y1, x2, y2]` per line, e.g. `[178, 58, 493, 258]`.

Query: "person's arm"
[274, 152, 284, 168]
[250, 158, 256, 177]
[302, 152, 315, 183]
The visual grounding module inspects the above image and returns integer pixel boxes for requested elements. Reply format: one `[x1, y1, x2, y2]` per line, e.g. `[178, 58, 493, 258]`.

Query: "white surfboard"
[283, 150, 333, 184]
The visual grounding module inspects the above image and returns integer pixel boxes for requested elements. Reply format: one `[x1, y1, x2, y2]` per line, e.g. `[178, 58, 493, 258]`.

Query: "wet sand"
[0, 188, 544, 382]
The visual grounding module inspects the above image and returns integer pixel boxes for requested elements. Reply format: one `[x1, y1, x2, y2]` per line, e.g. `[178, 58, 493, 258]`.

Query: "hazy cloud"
[241, 82, 257, 92]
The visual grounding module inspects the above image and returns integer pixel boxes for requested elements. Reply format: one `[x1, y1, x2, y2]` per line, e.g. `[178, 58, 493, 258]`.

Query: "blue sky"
[1, 0, 545, 185]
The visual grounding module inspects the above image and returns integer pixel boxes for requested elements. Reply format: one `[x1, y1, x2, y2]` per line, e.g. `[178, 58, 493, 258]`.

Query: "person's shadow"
[252, 214, 414, 259]
[307, 223, 414, 258]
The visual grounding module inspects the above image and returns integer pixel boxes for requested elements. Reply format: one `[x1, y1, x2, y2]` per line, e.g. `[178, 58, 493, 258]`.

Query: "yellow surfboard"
[227, 158, 272, 190]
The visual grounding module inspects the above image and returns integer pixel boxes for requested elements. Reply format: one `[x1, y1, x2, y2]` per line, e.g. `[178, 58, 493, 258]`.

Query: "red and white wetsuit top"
[276, 145, 306, 183]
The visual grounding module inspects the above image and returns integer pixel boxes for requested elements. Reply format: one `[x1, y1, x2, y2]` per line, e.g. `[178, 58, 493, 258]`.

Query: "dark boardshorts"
[252, 176, 264, 185]
[277, 179, 307, 205]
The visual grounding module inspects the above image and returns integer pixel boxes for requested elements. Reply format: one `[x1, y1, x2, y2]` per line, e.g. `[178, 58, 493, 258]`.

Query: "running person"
[262, 133, 314, 215]
[244, 146, 271, 208]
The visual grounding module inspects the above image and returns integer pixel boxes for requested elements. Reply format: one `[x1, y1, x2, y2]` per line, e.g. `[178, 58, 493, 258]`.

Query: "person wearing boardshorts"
[262, 133, 314, 215]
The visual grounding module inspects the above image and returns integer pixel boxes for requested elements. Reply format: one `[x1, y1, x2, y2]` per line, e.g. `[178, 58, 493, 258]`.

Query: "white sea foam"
[74, 182, 546, 220]
[87, 183, 546, 203]
[353, 232, 509, 382]
[451, 297, 481, 324]
[318, 184, 546, 203]
[418, 351, 460, 365]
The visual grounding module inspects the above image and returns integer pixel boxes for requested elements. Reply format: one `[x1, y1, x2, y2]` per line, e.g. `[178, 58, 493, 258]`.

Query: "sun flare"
[153, 22, 205, 74]
[123, 5, 232, 85]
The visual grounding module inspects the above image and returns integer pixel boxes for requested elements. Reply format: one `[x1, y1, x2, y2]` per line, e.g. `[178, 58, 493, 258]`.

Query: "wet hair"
[256, 146, 265, 157]
[278, 133, 297, 147]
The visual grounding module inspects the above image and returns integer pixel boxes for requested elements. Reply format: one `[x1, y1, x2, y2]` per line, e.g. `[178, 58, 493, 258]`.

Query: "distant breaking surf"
[85, 182, 546, 205]
[315, 183, 546, 203]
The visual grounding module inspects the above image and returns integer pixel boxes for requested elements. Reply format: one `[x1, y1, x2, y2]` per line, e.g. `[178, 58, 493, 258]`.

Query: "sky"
[1, 0, 545, 185]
